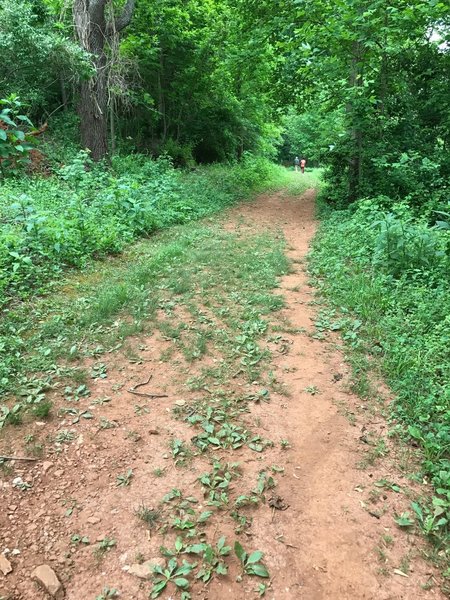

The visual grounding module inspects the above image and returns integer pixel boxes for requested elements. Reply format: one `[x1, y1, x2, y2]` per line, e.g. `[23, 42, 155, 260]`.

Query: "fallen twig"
[128, 374, 168, 399]
[0, 456, 38, 462]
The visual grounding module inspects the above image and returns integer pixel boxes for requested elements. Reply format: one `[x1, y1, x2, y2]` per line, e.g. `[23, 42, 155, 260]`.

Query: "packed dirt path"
[0, 188, 444, 600]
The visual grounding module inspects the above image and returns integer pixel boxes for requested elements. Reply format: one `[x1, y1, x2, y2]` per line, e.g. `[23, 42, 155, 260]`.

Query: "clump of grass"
[135, 504, 160, 529]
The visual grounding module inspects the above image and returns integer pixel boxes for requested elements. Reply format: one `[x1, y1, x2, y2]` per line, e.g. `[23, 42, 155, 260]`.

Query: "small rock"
[42, 462, 54, 474]
[87, 516, 101, 525]
[53, 470, 64, 478]
[0, 555, 12, 575]
[11, 549, 20, 556]
[127, 559, 164, 580]
[32, 565, 64, 599]
[174, 400, 186, 407]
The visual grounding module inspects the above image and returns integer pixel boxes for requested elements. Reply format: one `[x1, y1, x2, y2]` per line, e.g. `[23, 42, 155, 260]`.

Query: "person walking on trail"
[300, 158, 306, 173]
[294, 156, 300, 171]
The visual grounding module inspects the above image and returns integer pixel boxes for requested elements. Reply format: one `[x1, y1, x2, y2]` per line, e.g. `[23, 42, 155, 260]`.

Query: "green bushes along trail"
[0, 154, 284, 307]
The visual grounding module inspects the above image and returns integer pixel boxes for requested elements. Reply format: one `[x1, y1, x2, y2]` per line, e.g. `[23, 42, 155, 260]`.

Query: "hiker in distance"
[294, 156, 300, 171]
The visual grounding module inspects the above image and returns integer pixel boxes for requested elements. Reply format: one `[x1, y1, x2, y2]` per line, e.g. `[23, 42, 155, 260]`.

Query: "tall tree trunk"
[73, 0, 135, 161]
[347, 40, 364, 203]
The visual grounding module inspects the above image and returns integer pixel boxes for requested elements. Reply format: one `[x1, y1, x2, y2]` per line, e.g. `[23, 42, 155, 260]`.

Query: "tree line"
[0, 0, 449, 209]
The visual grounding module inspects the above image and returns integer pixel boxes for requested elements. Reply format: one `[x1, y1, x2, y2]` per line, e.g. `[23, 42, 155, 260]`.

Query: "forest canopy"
[1, 0, 448, 211]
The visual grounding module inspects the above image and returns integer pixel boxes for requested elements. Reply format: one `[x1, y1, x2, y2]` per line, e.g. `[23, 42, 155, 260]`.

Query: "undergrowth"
[0, 152, 302, 307]
[309, 196, 450, 565]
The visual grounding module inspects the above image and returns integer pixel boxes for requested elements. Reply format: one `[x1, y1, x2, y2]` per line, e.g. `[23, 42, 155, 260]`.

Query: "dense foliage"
[0, 153, 280, 306]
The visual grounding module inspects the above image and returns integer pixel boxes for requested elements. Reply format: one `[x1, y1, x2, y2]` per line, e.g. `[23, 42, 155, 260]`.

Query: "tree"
[73, 0, 136, 160]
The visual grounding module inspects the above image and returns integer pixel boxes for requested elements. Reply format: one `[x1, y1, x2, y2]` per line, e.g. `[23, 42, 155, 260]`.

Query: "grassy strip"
[308, 198, 450, 563]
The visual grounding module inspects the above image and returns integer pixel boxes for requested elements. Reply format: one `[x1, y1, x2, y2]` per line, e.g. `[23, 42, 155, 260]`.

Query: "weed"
[280, 439, 291, 450]
[98, 418, 117, 430]
[186, 536, 232, 582]
[70, 534, 90, 545]
[55, 429, 75, 444]
[31, 401, 53, 419]
[93, 537, 116, 560]
[234, 542, 270, 578]
[92, 396, 111, 405]
[170, 439, 192, 466]
[304, 385, 320, 395]
[150, 558, 194, 599]
[116, 469, 133, 487]
[95, 588, 119, 600]
[153, 467, 166, 477]
[135, 504, 160, 529]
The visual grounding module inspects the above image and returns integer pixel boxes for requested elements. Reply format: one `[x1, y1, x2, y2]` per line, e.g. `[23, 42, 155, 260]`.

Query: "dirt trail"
[0, 189, 444, 600]
[223, 189, 443, 600]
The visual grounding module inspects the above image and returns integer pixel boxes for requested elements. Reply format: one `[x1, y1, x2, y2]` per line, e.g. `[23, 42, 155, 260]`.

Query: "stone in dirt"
[126, 558, 165, 580]
[32, 565, 64, 598]
[42, 462, 54, 474]
[0, 554, 12, 575]
[87, 516, 101, 524]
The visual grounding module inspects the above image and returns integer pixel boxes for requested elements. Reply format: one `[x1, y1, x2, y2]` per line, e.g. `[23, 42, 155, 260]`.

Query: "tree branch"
[109, 0, 136, 34]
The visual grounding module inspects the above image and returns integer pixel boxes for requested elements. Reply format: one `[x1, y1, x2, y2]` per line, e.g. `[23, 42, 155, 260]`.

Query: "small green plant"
[70, 534, 90, 545]
[394, 512, 414, 528]
[31, 401, 53, 419]
[59, 407, 93, 424]
[170, 439, 192, 466]
[255, 583, 268, 597]
[94, 537, 116, 560]
[55, 429, 76, 444]
[304, 385, 320, 395]
[153, 467, 166, 477]
[95, 588, 119, 600]
[92, 396, 111, 406]
[99, 418, 117, 430]
[186, 536, 232, 582]
[135, 504, 160, 529]
[234, 541, 270, 578]
[150, 558, 194, 599]
[280, 439, 290, 450]
[116, 469, 133, 487]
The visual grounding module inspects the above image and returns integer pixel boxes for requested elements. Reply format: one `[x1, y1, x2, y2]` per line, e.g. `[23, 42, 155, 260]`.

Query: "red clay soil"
[0, 189, 445, 600]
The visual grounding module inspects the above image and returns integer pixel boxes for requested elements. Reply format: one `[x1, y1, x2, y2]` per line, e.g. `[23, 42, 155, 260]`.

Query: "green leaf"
[394, 512, 414, 527]
[234, 541, 246, 563]
[173, 577, 190, 589]
[186, 543, 206, 554]
[198, 510, 213, 523]
[216, 562, 227, 575]
[247, 563, 270, 578]
[0, 130, 7, 141]
[151, 580, 167, 598]
[247, 551, 264, 564]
